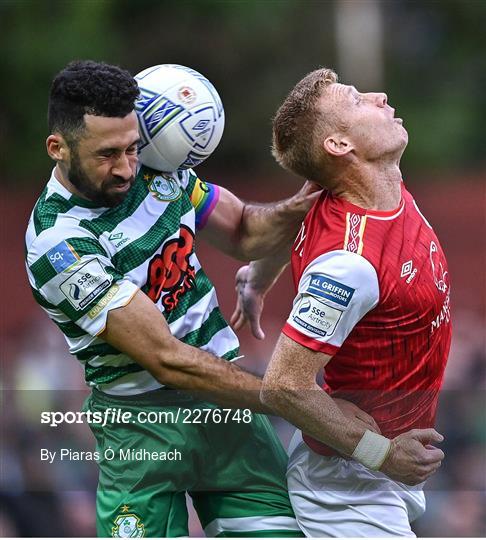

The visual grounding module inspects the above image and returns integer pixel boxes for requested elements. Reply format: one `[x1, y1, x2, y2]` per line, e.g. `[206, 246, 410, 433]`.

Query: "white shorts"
[287, 431, 426, 537]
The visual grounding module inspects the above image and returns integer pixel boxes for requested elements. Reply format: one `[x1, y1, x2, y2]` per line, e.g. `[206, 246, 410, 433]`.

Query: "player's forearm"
[154, 339, 269, 412]
[202, 182, 319, 261]
[260, 333, 367, 454]
[102, 290, 268, 412]
[261, 378, 365, 456]
[236, 196, 307, 260]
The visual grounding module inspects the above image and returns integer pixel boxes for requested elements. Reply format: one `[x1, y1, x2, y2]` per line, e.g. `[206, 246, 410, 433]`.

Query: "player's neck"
[54, 164, 87, 200]
[331, 161, 403, 211]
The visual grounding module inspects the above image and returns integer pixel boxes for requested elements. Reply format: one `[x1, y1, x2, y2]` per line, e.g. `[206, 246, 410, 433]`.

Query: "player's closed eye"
[97, 149, 117, 158]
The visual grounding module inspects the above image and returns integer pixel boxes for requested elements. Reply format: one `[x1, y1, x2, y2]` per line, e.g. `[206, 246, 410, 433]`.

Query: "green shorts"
[84, 388, 302, 537]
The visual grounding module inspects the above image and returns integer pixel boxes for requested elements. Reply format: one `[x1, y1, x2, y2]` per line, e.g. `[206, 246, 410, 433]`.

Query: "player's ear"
[323, 135, 353, 157]
[46, 133, 70, 162]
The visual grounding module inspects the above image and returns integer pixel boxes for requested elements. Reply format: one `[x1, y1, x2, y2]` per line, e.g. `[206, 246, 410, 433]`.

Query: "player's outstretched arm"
[261, 333, 445, 486]
[199, 180, 321, 260]
[101, 289, 267, 412]
[100, 289, 379, 430]
[261, 333, 370, 454]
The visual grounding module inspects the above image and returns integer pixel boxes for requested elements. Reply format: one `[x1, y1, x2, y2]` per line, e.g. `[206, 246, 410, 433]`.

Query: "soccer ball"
[135, 64, 225, 172]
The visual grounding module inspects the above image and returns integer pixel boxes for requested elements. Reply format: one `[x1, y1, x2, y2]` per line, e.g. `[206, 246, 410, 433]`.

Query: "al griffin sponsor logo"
[306, 274, 355, 307]
[292, 295, 343, 338]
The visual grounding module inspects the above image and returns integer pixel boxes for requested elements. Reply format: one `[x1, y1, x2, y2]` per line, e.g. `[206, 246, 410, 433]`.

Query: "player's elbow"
[260, 373, 297, 412]
[259, 385, 278, 410]
[149, 353, 178, 387]
[224, 239, 255, 262]
[150, 337, 199, 388]
[239, 239, 272, 261]
[227, 231, 268, 261]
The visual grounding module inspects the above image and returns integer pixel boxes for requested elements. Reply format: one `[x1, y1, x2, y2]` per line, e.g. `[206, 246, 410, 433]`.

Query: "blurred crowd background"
[1, 0, 485, 537]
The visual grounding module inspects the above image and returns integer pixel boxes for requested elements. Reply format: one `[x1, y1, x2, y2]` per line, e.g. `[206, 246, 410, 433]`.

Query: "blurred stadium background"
[1, 0, 484, 536]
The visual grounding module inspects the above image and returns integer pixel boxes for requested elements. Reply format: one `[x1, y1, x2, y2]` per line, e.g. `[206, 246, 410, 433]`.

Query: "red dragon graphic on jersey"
[146, 225, 196, 312]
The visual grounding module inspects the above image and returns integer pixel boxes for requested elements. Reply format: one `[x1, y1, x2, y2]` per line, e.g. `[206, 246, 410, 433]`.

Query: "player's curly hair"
[272, 68, 338, 183]
[48, 60, 139, 146]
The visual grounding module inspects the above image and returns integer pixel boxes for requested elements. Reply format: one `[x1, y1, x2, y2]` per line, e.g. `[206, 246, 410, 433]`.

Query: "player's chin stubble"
[68, 149, 133, 208]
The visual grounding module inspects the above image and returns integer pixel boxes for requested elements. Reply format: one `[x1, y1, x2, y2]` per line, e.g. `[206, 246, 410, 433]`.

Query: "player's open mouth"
[111, 182, 132, 192]
[394, 118, 403, 124]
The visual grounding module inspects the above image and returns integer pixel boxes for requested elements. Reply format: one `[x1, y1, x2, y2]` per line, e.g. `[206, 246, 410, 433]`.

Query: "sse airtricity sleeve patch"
[283, 250, 379, 355]
[290, 294, 344, 339]
[58, 258, 113, 311]
[26, 231, 138, 338]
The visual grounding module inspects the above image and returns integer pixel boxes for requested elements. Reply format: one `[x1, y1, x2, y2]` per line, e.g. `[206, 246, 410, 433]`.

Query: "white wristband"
[351, 429, 391, 470]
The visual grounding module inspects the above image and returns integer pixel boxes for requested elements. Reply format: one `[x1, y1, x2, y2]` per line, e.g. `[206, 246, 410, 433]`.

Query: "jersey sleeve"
[179, 168, 220, 230]
[26, 229, 138, 337]
[282, 250, 379, 355]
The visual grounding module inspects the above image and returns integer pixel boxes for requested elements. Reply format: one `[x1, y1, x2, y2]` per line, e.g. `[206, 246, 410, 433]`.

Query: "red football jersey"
[282, 183, 452, 456]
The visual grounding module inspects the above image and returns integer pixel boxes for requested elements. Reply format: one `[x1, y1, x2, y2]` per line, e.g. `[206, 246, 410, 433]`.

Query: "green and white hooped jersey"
[25, 165, 239, 395]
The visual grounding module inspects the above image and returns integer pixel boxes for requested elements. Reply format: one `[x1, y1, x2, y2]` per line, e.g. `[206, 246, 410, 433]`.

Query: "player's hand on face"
[333, 398, 381, 434]
[230, 265, 265, 340]
[380, 428, 445, 486]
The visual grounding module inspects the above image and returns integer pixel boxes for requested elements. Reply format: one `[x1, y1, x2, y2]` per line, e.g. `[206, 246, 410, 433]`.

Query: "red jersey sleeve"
[283, 250, 379, 355]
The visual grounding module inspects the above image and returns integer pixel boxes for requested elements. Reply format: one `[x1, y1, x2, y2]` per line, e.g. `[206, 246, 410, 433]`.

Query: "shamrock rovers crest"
[145, 173, 182, 202]
[112, 513, 145, 537]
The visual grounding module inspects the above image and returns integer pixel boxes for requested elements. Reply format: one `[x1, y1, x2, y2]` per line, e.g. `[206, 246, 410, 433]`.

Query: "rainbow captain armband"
[189, 177, 220, 230]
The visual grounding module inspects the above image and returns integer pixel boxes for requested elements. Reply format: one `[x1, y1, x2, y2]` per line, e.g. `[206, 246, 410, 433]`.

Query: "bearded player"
[233, 68, 451, 537]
